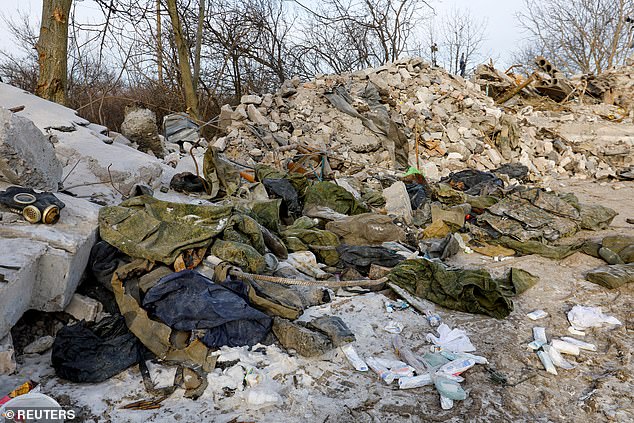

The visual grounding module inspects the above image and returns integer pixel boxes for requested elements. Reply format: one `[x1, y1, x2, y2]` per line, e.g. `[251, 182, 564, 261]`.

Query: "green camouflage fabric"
[99, 195, 232, 265]
[388, 259, 538, 319]
[222, 214, 266, 254]
[211, 239, 266, 273]
[303, 181, 368, 216]
[282, 217, 340, 266]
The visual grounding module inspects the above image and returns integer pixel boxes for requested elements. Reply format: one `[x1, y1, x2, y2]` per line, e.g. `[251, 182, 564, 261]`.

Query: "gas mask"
[0, 186, 66, 224]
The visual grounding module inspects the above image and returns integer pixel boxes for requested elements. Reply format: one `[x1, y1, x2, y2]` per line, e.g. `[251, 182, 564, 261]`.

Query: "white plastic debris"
[440, 395, 454, 410]
[398, 374, 433, 389]
[438, 358, 476, 376]
[544, 345, 575, 370]
[561, 337, 597, 352]
[341, 344, 368, 372]
[568, 327, 586, 336]
[567, 305, 622, 330]
[374, 358, 415, 378]
[528, 341, 544, 351]
[527, 310, 549, 320]
[426, 324, 475, 353]
[551, 339, 581, 356]
[532, 327, 548, 344]
[384, 321, 404, 334]
[366, 357, 396, 384]
[536, 350, 558, 375]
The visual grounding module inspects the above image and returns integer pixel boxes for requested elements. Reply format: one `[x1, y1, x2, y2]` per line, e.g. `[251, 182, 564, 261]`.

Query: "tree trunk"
[156, 0, 163, 85]
[36, 0, 72, 105]
[193, 0, 205, 92]
[165, 0, 201, 121]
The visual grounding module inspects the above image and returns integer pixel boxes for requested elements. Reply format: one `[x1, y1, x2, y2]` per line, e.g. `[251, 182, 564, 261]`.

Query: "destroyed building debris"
[0, 56, 633, 422]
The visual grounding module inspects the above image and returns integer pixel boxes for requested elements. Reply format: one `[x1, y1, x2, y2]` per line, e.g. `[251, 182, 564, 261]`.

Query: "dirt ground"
[2, 177, 633, 423]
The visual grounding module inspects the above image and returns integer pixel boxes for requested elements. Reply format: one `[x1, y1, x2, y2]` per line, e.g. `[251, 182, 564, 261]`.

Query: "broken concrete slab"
[0, 185, 99, 339]
[64, 294, 103, 322]
[0, 238, 48, 340]
[383, 181, 413, 224]
[0, 107, 62, 191]
[23, 335, 55, 355]
[0, 83, 176, 204]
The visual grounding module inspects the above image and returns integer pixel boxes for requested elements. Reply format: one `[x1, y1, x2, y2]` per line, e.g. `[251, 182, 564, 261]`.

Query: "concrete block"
[0, 238, 47, 340]
[246, 105, 269, 126]
[65, 294, 103, 322]
[383, 181, 413, 224]
[241, 95, 262, 105]
[0, 107, 62, 190]
[0, 83, 176, 204]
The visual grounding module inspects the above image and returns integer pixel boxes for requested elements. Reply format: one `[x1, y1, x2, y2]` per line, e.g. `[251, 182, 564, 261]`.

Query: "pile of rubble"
[207, 57, 631, 186]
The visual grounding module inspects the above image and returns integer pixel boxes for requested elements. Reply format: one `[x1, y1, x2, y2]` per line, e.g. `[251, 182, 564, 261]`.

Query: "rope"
[229, 269, 388, 288]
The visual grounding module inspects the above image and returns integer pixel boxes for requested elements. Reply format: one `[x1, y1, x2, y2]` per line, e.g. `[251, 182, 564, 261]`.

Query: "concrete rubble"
[211, 57, 632, 187]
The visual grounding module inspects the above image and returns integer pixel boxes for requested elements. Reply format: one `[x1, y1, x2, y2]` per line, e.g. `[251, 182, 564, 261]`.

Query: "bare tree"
[437, 8, 487, 75]
[518, 0, 634, 75]
[36, 0, 72, 104]
[292, 0, 432, 76]
[166, 0, 200, 120]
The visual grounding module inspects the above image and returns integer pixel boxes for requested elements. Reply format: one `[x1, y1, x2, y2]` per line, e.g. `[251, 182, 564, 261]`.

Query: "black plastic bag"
[440, 170, 503, 196]
[405, 183, 428, 209]
[90, 240, 129, 290]
[51, 315, 142, 383]
[142, 270, 272, 348]
[263, 178, 301, 217]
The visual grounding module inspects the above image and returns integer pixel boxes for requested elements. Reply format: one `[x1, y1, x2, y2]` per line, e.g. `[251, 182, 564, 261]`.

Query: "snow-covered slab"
[0, 83, 176, 204]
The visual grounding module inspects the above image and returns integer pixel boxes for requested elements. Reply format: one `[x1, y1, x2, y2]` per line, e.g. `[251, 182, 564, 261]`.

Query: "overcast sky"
[0, 0, 527, 68]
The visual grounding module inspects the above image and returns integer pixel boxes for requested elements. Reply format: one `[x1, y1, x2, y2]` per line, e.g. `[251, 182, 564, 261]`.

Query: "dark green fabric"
[601, 235, 634, 261]
[388, 259, 538, 319]
[211, 239, 266, 273]
[303, 181, 368, 216]
[578, 203, 618, 230]
[247, 199, 283, 233]
[282, 217, 340, 266]
[485, 194, 578, 242]
[494, 237, 584, 260]
[586, 263, 634, 289]
[433, 183, 467, 206]
[466, 194, 499, 210]
[99, 195, 232, 264]
[223, 214, 266, 254]
[203, 147, 241, 198]
[599, 247, 625, 265]
[361, 190, 386, 208]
